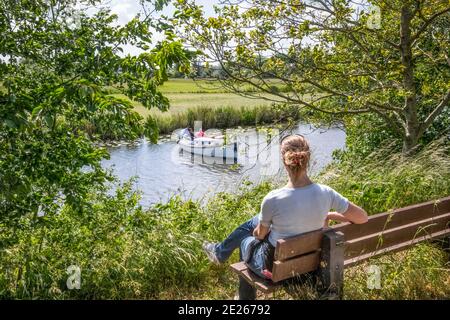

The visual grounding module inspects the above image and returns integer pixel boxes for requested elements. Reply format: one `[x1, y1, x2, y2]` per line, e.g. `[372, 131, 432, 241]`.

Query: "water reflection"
[102, 123, 346, 206]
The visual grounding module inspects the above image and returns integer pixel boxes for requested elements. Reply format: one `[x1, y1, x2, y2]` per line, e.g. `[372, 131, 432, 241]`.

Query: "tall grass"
[0, 139, 448, 299]
[151, 104, 300, 134]
[317, 137, 450, 214]
[343, 242, 449, 299]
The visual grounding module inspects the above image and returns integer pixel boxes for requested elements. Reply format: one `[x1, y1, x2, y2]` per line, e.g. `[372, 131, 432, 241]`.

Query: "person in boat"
[202, 134, 368, 299]
[180, 127, 195, 141]
[195, 128, 206, 138]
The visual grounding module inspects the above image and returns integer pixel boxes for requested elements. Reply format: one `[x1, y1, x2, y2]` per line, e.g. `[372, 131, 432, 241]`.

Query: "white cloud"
[110, 0, 139, 25]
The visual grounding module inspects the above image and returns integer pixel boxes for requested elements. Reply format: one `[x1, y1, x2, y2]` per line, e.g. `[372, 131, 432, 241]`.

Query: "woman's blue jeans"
[214, 215, 272, 300]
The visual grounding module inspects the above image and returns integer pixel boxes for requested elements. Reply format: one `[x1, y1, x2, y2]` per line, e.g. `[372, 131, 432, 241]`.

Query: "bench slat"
[333, 196, 450, 241]
[274, 229, 323, 261]
[344, 228, 450, 267]
[230, 262, 280, 293]
[345, 212, 450, 259]
[272, 251, 321, 282]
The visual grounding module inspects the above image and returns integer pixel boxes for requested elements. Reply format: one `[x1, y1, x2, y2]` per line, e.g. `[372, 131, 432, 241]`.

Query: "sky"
[91, 0, 376, 56]
[107, 0, 218, 56]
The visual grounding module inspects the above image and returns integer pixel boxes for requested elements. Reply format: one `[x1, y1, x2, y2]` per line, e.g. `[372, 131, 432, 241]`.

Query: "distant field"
[158, 78, 225, 93]
[110, 78, 286, 118]
[158, 78, 284, 93]
[112, 92, 280, 117]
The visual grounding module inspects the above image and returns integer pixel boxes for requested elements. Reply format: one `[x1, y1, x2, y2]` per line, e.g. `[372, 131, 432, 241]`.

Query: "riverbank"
[1, 138, 448, 299]
[150, 104, 301, 135]
[100, 78, 297, 138]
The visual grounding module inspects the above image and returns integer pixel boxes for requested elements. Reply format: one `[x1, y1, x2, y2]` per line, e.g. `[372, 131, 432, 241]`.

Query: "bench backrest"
[269, 196, 450, 283]
[271, 229, 323, 282]
[336, 196, 450, 266]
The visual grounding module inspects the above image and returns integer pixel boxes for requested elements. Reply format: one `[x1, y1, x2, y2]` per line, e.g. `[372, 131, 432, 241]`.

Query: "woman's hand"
[253, 223, 270, 240]
[326, 212, 351, 224]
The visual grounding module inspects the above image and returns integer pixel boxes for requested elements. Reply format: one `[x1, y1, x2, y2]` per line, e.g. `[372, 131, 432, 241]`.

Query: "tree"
[0, 0, 189, 226]
[171, 0, 449, 153]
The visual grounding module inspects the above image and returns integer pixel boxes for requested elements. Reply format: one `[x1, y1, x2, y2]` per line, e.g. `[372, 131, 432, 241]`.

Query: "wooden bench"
[230, 196, 450, 299]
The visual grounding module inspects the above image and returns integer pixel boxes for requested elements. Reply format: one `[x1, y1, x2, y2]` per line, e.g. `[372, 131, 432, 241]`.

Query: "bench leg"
[237, 276, 257, 300]
[318, 230, 345, 300]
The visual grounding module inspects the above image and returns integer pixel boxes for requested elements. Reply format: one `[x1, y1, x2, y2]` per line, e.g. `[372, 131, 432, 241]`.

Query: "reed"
[151, 104, 300, 134]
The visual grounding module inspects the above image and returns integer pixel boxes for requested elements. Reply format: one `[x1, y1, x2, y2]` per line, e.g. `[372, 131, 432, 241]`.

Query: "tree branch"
[419, 90, 450, 136]
[370, 107, 405, 137]
[411, 7, 450, 45]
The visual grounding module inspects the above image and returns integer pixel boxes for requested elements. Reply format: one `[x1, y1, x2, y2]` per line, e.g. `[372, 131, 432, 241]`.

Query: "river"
[102, 123, 346, 206]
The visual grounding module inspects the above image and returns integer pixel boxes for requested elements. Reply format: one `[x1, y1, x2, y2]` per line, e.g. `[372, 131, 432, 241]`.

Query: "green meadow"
[114, 91, 279, 118]
[110, 79, 284, 118]
[106, 79, 291, 135]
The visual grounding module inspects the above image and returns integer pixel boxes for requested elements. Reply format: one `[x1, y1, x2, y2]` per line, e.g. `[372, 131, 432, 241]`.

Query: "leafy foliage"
[0, 178, 272, 299]
[0, 1, 189, 227]
[171, 0, 450, 152]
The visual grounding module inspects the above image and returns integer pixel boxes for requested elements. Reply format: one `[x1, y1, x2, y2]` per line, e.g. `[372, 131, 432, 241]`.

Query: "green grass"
[110, 92, 282, 118]
[108, 79, 295, 136]
[343, 242, 449, 299]
[158, 78, 226, 93]
[158, 78, 285, 94]
[109, 82, 292, 136]
[1, 138, 448, 299]
[108, 78, 287, 118]
[162, 92, 282, 111]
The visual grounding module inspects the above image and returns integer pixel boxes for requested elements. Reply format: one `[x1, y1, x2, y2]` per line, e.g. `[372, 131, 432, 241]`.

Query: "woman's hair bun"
[281, 136, 310, 172]
[284, 150, 308, 166]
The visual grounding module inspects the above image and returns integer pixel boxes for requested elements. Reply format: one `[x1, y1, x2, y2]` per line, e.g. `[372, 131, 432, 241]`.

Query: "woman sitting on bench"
[202, 134, 368, 299]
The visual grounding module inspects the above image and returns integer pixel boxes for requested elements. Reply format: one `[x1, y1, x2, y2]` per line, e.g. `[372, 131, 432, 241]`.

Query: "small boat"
[177, 137, 238, 161]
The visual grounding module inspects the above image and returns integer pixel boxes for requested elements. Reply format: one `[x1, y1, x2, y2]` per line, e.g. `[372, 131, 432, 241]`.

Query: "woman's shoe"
[202, 242, 221, 265]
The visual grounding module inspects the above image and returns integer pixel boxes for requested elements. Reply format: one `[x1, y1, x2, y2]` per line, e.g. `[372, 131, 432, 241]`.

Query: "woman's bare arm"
[325, 202, 368, 226]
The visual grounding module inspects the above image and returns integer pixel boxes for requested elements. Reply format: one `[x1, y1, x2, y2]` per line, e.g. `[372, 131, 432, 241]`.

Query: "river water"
[102, 123, 346, 207]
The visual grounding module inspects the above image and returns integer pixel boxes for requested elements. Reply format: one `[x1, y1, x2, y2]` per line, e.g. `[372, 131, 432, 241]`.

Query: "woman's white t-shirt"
[258, 183, 349, 246]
